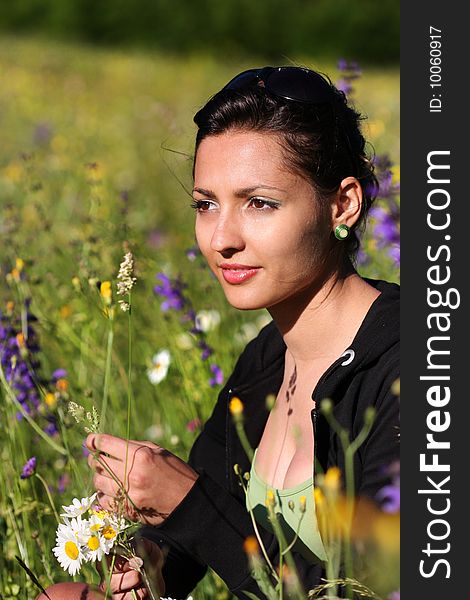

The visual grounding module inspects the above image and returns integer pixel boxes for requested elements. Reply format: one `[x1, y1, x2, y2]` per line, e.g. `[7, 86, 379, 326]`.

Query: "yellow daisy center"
[102, 525, 116, 540]
[87, 536, 100, 551]
[90, 523, 102, 532]
[65, 541, 79, 560]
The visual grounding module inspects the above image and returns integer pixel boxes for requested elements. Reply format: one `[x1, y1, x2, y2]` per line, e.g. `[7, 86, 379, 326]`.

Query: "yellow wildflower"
[3, 162, 22, 182]
[265, 489, 275, 508]
[243, 536, 259, 556]
[45, 393, 57, 409]
[314, 487, 324, 506]
[229, 397, 243, 416]
[100, 281, 112, 305]
[324, 466, 341, 492]
[15, 258, 24, 272]
[60, 305, 72, 318]
[10, 268, 21, 282]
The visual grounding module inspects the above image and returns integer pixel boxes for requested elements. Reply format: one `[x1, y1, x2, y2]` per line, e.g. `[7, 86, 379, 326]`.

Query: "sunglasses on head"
[222, 66, 335, 104]
[195, 65, 358, 177]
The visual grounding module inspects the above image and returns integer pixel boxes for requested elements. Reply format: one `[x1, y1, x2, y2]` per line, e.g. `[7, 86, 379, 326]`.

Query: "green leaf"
[14, 555, 52, 600]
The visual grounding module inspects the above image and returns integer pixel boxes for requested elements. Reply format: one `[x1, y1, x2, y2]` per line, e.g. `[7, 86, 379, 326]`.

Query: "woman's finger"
[86, 433, 139, 458]
[93, 472, 121, 497]
[88, 453, 128, 483]
[109, 569, 142, 593]
[113, 588, 147, 600]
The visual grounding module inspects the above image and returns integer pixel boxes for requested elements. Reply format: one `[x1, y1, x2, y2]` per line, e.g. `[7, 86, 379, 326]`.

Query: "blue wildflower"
[377, 460, 400, 513]
[52, 368, 67, 381]
[20, 456, 37, 479]
[186, 245, 201, 262]
[209, 364, 224, 387]
[154, 273, 186, 312]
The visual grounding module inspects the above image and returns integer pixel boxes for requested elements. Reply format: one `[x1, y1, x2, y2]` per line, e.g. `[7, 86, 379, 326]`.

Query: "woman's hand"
[98, 538, 165, 599]
[86, 433, 199, 525]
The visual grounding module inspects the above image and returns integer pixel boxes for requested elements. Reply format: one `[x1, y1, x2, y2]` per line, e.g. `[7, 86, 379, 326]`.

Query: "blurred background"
[0, 0, 399, 62]
[0, 2, 400, 598]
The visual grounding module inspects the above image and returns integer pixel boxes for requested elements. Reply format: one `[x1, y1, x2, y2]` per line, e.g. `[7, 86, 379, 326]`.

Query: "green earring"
[334, 224, 350, 240]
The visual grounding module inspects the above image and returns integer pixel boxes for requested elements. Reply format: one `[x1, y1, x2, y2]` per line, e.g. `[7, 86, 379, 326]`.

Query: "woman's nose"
[210, 215, 245, 254]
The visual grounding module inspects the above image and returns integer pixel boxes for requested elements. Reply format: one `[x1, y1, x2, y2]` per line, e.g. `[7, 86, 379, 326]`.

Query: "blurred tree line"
[0, 0, 398, 64]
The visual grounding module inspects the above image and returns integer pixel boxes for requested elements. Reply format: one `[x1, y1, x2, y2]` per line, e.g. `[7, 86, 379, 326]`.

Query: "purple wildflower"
[33, 122, 53, 146]
[336, 59, 362, 97]
[377, 460, 400, 513]
[389, 245, 400, 267]
[209, 364, 224, 387]
[44, 420, 59, 437]
[1, 308, 42, 419]
[154, 273, 186, 312]
[20, 456, 37, 479]
[57, 473, 70, 494]
[186, 245, 201, 262]
[372, 155, 400, 201]
[152, 271, 220, 384]
[388, 591, 400, 600]
[336, 78, 353, 95]
[376, 483, 400, 513]
[369, 206, 400, 261]
[198, 340, 213, 361]
[356, 247, 370, 266]
[52, 368, 67, 381]
[1, 284, 63, 435]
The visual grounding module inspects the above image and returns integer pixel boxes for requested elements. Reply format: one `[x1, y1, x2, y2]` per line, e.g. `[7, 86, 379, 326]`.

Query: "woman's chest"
[253, 374, 319, 489]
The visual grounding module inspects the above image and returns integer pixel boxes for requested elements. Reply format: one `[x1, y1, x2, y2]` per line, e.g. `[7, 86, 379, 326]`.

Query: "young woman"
[38, 66, 399, 599]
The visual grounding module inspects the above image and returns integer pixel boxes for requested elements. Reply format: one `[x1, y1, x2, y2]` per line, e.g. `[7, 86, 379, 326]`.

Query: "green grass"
[0, 35, 399, 599]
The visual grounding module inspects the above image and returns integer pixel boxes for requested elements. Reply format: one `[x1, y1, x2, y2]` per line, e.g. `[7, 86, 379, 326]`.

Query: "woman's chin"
[224, 292, 268, 311]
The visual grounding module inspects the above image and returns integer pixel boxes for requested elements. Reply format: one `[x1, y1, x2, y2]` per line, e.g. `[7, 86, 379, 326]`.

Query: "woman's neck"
[268, 267, 381, 370]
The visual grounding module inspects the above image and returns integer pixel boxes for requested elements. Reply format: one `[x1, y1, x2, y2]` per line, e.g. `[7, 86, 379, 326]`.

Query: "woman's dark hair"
[192, 68, 378, 258]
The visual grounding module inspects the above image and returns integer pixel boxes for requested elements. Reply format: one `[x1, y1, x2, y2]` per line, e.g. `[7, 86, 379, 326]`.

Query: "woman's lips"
[219, 264, 261, 284]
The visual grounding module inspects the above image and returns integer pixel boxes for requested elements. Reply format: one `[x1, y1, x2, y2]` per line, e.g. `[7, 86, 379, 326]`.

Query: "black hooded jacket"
[143, 278, 400, 599]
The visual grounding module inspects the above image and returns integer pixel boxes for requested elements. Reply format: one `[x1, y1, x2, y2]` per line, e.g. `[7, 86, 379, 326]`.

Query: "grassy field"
[0, 36, 399, 599]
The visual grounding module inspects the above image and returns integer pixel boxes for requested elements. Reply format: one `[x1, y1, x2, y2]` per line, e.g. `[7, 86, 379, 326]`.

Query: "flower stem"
[34, 473, 60, 524]
[101, 309, 115, 431]
[0, 363, 67, 455]
[124, 291, 133, 496]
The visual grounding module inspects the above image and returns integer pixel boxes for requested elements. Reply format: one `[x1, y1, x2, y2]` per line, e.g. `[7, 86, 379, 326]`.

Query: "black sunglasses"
[195, 65, 358, 177]
[222, 66, 335, 104]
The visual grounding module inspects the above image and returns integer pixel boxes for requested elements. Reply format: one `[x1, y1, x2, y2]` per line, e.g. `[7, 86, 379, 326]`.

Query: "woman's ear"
[330, 177, 363, 228]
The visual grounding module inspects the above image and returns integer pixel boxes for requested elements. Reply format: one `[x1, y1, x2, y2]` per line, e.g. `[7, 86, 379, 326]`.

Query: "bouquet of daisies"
[53, 492, 130, 576]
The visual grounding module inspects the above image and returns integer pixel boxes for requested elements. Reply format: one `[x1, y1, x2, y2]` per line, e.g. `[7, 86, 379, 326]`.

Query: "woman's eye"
[248, 197, 279, 210]
[190, 200, 215, 212]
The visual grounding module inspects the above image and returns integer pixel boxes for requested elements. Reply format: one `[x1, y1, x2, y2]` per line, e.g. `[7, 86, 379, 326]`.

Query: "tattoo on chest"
[285, 365, 297, 415]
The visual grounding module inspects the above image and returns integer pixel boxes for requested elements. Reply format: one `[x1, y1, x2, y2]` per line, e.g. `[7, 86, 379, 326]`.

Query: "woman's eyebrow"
[192, 185, 286, 198]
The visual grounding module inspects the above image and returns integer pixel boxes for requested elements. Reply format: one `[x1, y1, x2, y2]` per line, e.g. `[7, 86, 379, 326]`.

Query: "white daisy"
[147, 349, 171, 385]
[99, 521, 121, 553]
[60, 493, 97, 518]
[78, 529, 107, 563]
[53, 521, 85, 576]
[195, 309, 221, 332]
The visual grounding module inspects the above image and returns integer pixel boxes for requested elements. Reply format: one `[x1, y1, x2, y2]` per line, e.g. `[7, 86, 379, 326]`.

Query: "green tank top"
[245, 448, 327, 564]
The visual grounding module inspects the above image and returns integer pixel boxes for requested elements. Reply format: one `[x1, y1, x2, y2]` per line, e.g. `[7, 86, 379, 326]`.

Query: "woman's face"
[193, 130, 334, 311]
